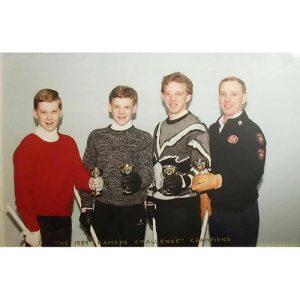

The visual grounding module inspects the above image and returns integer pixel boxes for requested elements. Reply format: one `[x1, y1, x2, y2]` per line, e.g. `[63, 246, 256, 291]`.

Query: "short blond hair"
[161, 72, 193, 95]
[219, 76, 246, 93]
[34, 89, 62, 110]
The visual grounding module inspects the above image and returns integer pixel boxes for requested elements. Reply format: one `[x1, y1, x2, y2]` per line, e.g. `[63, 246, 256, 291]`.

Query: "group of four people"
[13, 72, 266, 247]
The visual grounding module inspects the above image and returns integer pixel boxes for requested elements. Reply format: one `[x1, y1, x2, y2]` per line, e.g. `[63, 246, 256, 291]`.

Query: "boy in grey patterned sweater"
[79, 86, 153, 246]
[146, 72, 212, 247]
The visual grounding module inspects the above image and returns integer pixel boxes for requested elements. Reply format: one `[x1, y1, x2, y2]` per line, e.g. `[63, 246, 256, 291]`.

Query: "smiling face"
[33, 100, 62, 132]
[162, 81, 192, 120]
[219, 80, 246, 122]
[109, 97, 137, 126]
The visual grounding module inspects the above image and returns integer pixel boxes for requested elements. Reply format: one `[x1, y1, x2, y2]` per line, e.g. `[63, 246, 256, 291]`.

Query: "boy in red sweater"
[13, 89, 102, 247]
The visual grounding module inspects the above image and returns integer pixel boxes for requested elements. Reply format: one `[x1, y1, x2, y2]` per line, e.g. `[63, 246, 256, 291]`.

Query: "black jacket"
[208, 110, 266, 211]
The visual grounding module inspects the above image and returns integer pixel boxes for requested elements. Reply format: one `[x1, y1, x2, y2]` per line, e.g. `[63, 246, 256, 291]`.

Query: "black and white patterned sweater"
[80, 125, 153, 207]
[148, 111, 211, 200]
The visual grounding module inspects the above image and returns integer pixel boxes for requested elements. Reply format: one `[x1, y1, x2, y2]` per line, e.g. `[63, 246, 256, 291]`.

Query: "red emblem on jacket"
[227, 135, 239, 144]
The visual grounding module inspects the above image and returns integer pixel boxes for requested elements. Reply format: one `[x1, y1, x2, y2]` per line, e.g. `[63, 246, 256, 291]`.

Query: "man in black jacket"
[192, 76, 266, 246]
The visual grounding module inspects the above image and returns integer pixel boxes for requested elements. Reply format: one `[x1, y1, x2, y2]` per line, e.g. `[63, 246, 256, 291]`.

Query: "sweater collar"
[34, 125, 59, 142]
[166, 111, 190, 125]
[110, 120, 133, 131]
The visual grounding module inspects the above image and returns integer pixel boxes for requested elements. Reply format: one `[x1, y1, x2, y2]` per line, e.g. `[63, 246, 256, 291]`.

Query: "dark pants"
[209, 201, 259, 247]
[93, 202, 146, 247]
[37, 216, 72, 247]
[155, 196, 201, 247]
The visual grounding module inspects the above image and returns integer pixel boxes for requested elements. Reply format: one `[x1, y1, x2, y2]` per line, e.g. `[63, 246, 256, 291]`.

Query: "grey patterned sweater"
[80, 125, 153, 207]
[148, 111, 211, 200]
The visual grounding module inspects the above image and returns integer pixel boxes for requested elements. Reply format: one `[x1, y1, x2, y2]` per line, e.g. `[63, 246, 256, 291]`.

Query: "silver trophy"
[119, 162, 134, 195]
[91, 167, 103, 196]
[161, 164, 177, 196]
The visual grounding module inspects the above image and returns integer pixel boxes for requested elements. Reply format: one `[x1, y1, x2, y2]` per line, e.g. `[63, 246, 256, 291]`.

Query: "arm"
[189, 127, 213, 220]
[189, 127, 212, 176]
[216, 128, 266, 193]
[189, 123, 220, 193]
[134, 132, 154, 191]
[72, 138, 93, 193]
[193, 124, 266, 193]
[79, 132, 98, 208]
[13, 142, 40, 232]
[147, 124, 160, 196]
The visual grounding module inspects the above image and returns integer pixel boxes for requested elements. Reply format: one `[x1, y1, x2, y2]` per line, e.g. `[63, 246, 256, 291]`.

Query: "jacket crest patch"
[256, 133, 265, 145]
[227, 135, 239, 144]
[257, 149, 265, 161]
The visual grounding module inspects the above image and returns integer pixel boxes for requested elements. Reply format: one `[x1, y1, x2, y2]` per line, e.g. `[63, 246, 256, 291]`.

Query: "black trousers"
[155, 196, 201, 247]
[209, 201, 259, 247]
[37, 216, 72, 247]
[93, 201, 146, 247]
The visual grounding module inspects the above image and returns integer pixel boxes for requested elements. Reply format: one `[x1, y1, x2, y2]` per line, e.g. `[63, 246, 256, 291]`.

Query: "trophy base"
[160, 188, 175, 196]
[163, 192, 175, 196]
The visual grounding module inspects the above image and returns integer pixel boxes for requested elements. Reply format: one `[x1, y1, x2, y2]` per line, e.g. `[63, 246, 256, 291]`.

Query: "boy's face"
[162, 81, 191, 120]
[33, 100, 62, 132]
[219, 80, 246, 121]
[109, 97, 137, 126]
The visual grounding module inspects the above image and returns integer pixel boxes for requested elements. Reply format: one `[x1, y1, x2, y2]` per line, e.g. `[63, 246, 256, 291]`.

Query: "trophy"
[119, 162, 134, 195]
[193, 159, 207, 174]
[161, 164, 177, 196]
[91, 167, 103, 196]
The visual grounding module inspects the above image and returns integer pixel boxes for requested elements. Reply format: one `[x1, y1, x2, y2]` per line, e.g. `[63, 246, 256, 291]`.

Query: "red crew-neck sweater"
[13, 133, 91, 231]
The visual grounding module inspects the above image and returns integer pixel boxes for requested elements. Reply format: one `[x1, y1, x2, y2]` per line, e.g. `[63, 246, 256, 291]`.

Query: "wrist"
[215, 174, 222, 189]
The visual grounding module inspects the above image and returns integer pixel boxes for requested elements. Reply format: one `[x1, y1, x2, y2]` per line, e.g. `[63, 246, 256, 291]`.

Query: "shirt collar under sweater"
[34, 125, 59, 142]
[110, 120, 133, 131]
[218, 110, 243, 133]
[218, 110, 248, 133]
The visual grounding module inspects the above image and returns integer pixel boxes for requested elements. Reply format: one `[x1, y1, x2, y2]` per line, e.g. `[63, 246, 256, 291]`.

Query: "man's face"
[109, 97, 137, 126]
[219, 80, 246, 121]
[162, 81, 191, 120]
[33, 100, 62, 132]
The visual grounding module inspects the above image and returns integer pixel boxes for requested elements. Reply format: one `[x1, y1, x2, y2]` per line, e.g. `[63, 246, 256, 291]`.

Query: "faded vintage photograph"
[1, 1, 299, 300]
[1, 53, 299, 247]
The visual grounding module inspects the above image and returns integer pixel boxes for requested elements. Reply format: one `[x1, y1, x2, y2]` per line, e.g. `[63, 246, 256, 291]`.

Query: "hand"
[192, 173, 222, 192]
[21, 229, 41, 247]
[200, 193, 212, 222]
[163, 174, 184, 196]
[89, 176, 104, 193]
[121, 172, 142, 194]
[79, 208, 94, 235]
[145, 198, 157, 230]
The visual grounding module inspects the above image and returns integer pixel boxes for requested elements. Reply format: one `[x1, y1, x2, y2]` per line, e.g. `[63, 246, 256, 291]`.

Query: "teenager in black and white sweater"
[146, 72, 212, 247]
[79, 86, 153, 247]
